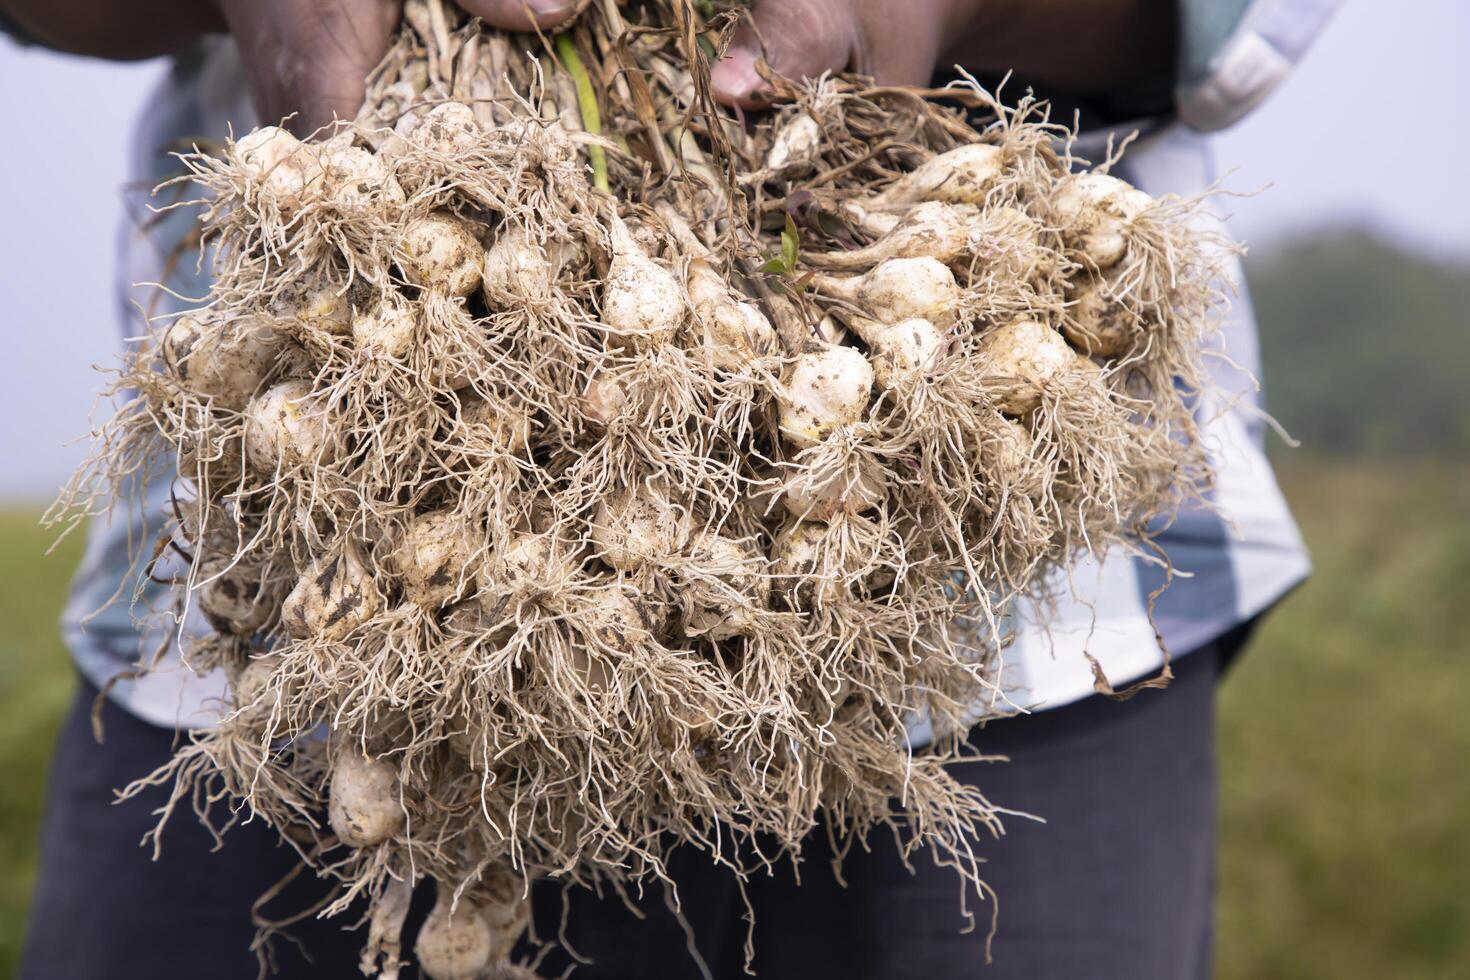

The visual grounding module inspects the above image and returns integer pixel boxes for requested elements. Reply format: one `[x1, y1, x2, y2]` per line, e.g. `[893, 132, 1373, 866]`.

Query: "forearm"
[944, 0, 1177, 94]
[0, 0, 222, 60]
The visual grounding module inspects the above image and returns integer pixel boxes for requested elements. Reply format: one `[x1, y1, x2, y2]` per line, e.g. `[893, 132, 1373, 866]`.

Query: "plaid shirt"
[57, 0, 1332, 729]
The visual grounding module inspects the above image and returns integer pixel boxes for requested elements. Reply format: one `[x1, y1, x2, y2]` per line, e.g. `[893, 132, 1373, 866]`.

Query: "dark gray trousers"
[538, 634, 1231, 980]
[22, 632, 1235, 979]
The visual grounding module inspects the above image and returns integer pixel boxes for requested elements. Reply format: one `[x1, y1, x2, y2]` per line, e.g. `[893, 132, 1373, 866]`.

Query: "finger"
[852, 0, 947, 88]
[291, 1, 404, 134]
[710, 0, 857, 109]
[222, 0, 401, 137]
[457, 0, 582, 32]
[290, 78, 377, 136]
[276, 56, 380, 137]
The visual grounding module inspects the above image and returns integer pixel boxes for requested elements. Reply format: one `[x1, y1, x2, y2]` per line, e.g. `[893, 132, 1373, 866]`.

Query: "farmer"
[6, 1, 1330, 977]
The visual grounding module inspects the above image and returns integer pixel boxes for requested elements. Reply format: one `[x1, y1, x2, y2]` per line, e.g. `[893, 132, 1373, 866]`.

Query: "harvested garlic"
[809, 257, 960, 328]
[581, 370, 630, 428]
[198, 562, 277, 637]
[601, 213, 685, 351]
[413, 102, 482, 154]
[779, 457, 887, 521]
[1062, 276, 1140, 357]
[414, 889, 495, 980]
[459, 395, 533, 455]
[591, 484, 691, 571]
[227, 654, 282, 718]
[778, 346, 874, 447]
[242, 379, 335, 472]
[392, 511, 481, 608]
[984, 415, 1044, 494]
[482, 224, 580, 307]
[281, 540, 382, 642]
[805, 202, 982, 271]
[1052, 173, 1153, 269]
[235, 126, 323, 213]
[322, 142, 404, 206]
[853, 317, 944, 390]
[765, 112, 822, 171]
[401, 212, 484, 297]
[161, 311, 282, 411]
[686, 259, 778, 370]
[271, 279, 362, 338]
[979, 320, 1074, 415]
[328, 745, 403, 847]
[681, 532, 770, 641]
[869, 143, 1004, 207]
[351, 291, 418, 358]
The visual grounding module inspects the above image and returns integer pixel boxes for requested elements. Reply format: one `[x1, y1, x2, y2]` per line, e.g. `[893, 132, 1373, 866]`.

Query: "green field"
[1, 458, 1467, 977]
[0, 509, 83, 975]
[1216, 458, 1470, 979]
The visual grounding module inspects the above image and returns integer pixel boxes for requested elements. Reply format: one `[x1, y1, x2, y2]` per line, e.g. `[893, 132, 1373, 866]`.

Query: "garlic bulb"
[809, 257, 960, 328]
[979, 320, 1074, 415]
[328, 745, 403, 847]
[352, 292, 418, 358]
[601, 213, 685, 351]
[242, 380, 335, 472]
[228, 653, 282, 718]
[401, 212, 484, 297]
[686, 259, 777, 369]
[682, 532, 770, 640]
[805, 202, 982, 271]
[281, 541, 382, 642]
[413, 101, 482, 155]
[581, 371, 630, 428]
[870, 143, 1004, 207]
[198, 562, 277, 637]
[392, 511, 482, 608]
[271, 279, 360, 338]
[234, 126, 323, 213]
[414, 890, 495, 980]
[591, 484, 691, 571]
[481, 224, 580, 307]
[850, 317, 944, 390]
[779, 458, 887, 520]
[778, 346, 874, 447]
[161, 312, 282, 411]
[320, 142, 404, 206]
[765, 112, 822, 171]
[1062, 276, 1139, 357]
[1052, 173, 1153, 269]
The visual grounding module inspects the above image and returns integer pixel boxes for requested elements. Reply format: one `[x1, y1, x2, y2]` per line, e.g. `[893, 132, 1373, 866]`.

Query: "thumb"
[710, 0, 858, 109]
[221, 0, 402, 137]
[457, 0, 582, 31]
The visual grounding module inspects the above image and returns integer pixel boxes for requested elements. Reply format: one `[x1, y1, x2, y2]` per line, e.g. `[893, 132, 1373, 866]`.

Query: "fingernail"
[527, 0, 575, 17]
[711, 47, 765, 103]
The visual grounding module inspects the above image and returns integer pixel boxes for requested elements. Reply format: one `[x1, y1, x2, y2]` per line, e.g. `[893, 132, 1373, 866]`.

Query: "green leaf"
[781, 213, 800, 271]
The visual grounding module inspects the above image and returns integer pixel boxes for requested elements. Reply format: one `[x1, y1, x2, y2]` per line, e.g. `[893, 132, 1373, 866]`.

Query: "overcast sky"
[2, 0, 1467, 500]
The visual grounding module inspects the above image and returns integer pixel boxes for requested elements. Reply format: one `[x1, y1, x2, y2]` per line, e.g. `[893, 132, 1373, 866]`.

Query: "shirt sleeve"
[1175, 0, 1341, 131]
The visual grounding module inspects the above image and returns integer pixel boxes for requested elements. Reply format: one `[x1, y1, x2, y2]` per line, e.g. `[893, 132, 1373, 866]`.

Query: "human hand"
[708, 0, 1177, 109]
[708, 0, 963, 109]
[216, 0, 582, 136]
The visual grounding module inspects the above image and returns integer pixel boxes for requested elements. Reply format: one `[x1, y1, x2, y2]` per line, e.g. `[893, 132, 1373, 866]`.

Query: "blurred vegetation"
[1210, 233, 1470, 978]
[1216, 457, 1470, 980]
[0, 232, 1466, 978]
[0, 512, 80, 975]
[1251, 231, 1470, 457]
